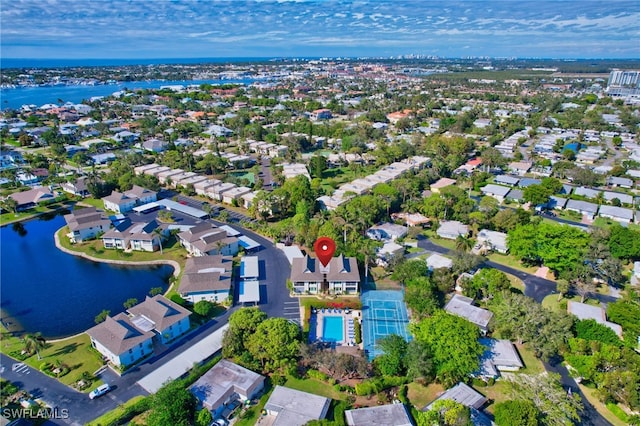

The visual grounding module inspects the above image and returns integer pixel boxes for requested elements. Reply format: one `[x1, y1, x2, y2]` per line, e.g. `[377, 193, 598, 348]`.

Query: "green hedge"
[355, 376, 408, 396]
[606, 402, 629, 422]
[354, 320, 362, 344]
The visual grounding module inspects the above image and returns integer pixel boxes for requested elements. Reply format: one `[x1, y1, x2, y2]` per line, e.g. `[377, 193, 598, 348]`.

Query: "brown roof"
[127, 295, 191, 332]
[180, 255, 233, 294]
[64, 206, 111, 231]
[178, 223, 237, 254]
[290, 254, 360, 283]
[8, 187, 54, 206]
[86, 313, 154, 355]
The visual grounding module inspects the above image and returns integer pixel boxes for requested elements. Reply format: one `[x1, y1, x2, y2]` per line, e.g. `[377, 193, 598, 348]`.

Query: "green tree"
[223, 307, 267, 357]
[523, 184, 552, 207]
[575, 319, 622, 346]
[375, 334, 408, 376]
[607, 300, 640, 347]
[411, 310, 483, 386]
[464, 268, 510, 300]
[147, 380, 196, 426]
[246, 317, 300, 371]
[392, 260, 428, 283]
[405, 339, 435, 381]
[309, 155, 327, 179]
[418, 399, 472, 426]
[123, 298, 138, 309]
[404, 277, 442, 319]
[23, 333, 46, 360]
[195, 408, 212, 426]
[94, 309, 110, 324]
[494, 400, 540, 426]
[193, 300, 216, 318]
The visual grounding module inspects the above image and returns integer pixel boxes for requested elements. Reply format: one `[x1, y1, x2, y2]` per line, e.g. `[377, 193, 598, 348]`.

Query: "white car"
[89, 384, 111, 400]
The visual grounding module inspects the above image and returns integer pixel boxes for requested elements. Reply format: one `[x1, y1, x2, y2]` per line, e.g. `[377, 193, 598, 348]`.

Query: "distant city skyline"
[1, 0, 639, 60]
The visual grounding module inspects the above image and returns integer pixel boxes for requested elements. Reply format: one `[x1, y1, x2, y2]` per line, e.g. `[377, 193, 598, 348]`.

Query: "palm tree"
[23, 333, 46, 360]
[153, 227, 164, 255]
[455, 235, 473, 252]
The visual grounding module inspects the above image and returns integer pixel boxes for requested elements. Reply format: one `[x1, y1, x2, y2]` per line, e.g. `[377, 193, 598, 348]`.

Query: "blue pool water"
[322, 316, 344, 342]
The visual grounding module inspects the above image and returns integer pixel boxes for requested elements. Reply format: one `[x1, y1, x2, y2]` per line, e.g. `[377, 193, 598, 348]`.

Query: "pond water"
[0, 213, 173, 338]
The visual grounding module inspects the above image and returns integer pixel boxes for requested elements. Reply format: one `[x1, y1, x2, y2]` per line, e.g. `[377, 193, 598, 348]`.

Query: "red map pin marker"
[314, 236, 336, 267]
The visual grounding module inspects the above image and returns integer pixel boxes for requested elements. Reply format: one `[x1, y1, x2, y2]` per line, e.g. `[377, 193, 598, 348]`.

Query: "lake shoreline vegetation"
[1, 57, 640, 425]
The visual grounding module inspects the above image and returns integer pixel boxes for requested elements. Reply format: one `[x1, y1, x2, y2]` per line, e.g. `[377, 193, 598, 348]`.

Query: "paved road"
[415, 235, 615, 425]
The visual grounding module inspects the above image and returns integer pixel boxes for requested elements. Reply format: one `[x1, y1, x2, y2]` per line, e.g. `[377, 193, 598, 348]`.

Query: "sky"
[1, 0, 639, 60]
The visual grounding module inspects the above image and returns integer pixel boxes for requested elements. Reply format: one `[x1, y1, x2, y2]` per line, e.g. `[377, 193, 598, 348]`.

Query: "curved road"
[416, 235, 614, 426]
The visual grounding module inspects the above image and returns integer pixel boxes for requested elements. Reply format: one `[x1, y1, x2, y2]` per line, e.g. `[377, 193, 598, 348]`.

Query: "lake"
[0, 214, 174, 338]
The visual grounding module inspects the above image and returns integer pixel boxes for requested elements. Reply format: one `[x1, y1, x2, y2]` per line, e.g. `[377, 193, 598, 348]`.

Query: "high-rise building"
[608, 69, 640, 88]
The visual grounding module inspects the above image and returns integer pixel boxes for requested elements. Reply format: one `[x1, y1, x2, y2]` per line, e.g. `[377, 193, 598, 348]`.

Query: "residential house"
[102, 220, 164, 252]
[241, 191, 258, 209]
[508, 161, 532, 176]
[63, 206, 111, 243]
[567, 301, 623, 337]
[424, 382, 487, 411]
[206, 182, 237, 201]
[86, 313, 155, 368]
[391, 212, 431, 227]
[290, 254, 360, 295]
[480, 184, 511, 203]
[565, 199, 599, 219]
[598, 205, 635, 223]
[517, 178, 541, 188]
[177, 223, 239, 256]
[190, 359, 265, 418]
[366, 223, 408, 241]
[573, 186, 601, 200]
[603, 191, 633, 206]
[494, 175, 520, 186]
[221, 186, 252, 205]
[194, 179, 222, 196]
[179, 255, 233, 303]
[102, 186, 157, 213]
[607, 176, 634, 189]
[475, 229, 508, 254]
[506, 188, 524, 203]
[445, 294, 493, 335]
[156, 168, 185, 185]
[476, 338, 524, 379]
[264, 386, 331, 426]
[61, 177, 90, 198]
[345, 404, 413, 426]
[8, 187, 55, 211]
[436, 221, 469, 240]
[430, 177, 457, 193]
[426, 253, 453, 270]
[127, 295, 191, 344]
[141, 138, 168, 153]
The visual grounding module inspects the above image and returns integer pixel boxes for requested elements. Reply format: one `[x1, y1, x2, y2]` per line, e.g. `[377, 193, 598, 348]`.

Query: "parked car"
[210, 419, 228, 426]
[89, 384, 111, 400]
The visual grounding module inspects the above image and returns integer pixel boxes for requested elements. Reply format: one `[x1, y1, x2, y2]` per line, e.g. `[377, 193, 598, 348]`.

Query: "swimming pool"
[322, 316, 344, 343]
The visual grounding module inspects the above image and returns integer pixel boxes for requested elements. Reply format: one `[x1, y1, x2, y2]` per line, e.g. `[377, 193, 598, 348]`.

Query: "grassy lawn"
[515, 343, 544, 375]
[578, 385, 629, 426]
[0, 200, 72, 225]
[407, 382, 444, 408]
[541, 294, 600, 313]
[486, 252, 538, 274]
[477, 380, 511, 414]
[76, 197, 104, 209]
[1, 329, 105, 390]
[284, 376, 345, 401]
[57, 226, 188, 265]
[506, 273, 525, 293]
[86, 395, 147, 426]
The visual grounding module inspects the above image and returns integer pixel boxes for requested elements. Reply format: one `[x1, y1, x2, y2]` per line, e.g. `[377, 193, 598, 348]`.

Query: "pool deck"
[312, 308, 361, 347]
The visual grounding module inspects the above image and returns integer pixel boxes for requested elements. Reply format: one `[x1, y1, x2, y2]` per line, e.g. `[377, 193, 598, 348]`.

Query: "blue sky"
[1, 0, 639, 59]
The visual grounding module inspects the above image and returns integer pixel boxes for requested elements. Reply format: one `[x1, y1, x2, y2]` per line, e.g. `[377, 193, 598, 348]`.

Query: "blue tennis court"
[361, 290, 411, 360]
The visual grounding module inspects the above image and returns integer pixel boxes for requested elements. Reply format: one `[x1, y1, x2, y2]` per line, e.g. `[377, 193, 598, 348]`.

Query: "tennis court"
[361, 290, 411, 360]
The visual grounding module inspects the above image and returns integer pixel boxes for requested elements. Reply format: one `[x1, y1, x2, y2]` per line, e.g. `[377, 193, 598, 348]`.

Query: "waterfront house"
[290, 254, 360, 295]
[63, 206, 111, 243]
[102, 185, 157, 213]
[101, 219, 165, 252]
[127, 295, 191, 344]
[8, 187, 55, 211]
[86, 313, 154, 368]
[177, 223, 239, 256]
[179, 255, 233, 303]
[190, 359, 265, 418]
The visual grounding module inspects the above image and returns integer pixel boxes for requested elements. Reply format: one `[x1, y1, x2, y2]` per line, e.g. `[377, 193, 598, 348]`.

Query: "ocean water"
[0, 78, 257, 110]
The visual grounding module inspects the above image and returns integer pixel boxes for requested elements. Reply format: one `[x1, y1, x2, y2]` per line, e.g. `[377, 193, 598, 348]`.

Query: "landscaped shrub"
[307, 369, 329, 382]
[606, 402, 629, 423]
[355, 376, 407, 396]
[472, 378, 488, 387]
[354, 320, 362, 344]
